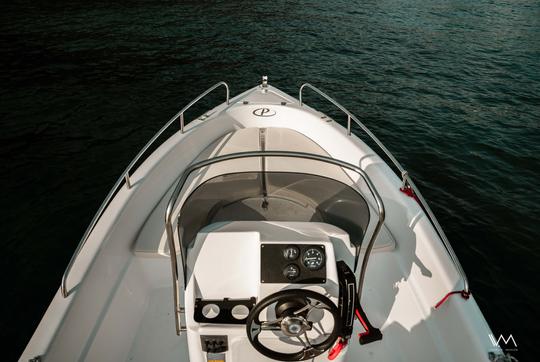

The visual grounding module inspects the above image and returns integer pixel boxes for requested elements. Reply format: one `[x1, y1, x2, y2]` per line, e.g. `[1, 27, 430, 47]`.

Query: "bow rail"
[60, 81, 230, 298]
[299, 82, 469, 295]
[61, 79, 468, 307]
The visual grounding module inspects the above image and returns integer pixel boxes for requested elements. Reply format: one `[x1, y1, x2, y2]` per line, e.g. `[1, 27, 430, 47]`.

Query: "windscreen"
[178, 171, 370, 250]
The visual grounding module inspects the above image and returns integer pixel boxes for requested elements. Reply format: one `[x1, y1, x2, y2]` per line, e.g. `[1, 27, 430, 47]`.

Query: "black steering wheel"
[246, 289, 340, 361]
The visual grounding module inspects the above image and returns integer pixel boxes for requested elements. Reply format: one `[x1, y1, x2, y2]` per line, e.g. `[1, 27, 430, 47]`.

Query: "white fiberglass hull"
[22, 81, 501, 362]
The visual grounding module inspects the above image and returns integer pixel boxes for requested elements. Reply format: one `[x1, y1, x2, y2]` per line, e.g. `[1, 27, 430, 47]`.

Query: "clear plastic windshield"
[178, 171, 370, 250]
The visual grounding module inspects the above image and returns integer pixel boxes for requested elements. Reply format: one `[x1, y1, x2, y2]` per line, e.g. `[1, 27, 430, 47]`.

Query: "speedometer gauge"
[302, 248, 325, 270]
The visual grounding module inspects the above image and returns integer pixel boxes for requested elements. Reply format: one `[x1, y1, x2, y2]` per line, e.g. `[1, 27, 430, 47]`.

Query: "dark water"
[2, 0, 539, 360]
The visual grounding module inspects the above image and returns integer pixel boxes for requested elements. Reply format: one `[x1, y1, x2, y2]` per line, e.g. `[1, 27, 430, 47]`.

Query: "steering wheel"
[246, 289, 340, 361]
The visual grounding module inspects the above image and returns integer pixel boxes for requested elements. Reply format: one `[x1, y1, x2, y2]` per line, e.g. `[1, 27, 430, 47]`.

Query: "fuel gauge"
[283, 264, 300, 280]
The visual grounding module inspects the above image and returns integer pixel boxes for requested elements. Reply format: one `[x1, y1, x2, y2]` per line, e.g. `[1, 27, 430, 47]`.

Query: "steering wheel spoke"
[294, 300, 323, 315]
[260, 318, 283, 331]
[298, 332, 326, 360]
[296, 332, 312, 349]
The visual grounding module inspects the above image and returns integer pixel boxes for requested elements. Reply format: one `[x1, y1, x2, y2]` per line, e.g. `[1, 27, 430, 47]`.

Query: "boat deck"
[73, 248, 453, 362]
[21, 82, 497, 362]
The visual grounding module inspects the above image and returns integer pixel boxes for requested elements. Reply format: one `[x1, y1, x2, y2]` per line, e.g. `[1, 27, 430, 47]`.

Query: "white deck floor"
[81, 247, 449, 362]
[127, 287, 189, 362]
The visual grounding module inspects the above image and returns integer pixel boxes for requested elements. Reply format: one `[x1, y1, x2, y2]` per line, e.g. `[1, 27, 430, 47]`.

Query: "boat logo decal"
[253, 108, 276, 117]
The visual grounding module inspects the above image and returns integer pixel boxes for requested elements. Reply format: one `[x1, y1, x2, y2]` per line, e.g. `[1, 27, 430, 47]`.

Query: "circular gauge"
[283, 264, 300, 280]
[283, 245, 300, 260]
[231, 304, 250, 320]
[302, 248, 325, 270]
[201, 303, 220, 319]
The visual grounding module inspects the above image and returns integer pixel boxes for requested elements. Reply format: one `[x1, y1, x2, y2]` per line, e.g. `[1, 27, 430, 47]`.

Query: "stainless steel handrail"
[300, 83, 405, 173]
[165, 150, 385, 335]
[179, 81, 230, 133]
[299, 83, 469, 294]
[60, 81, 230, 298]
[403, 172, 469, 293]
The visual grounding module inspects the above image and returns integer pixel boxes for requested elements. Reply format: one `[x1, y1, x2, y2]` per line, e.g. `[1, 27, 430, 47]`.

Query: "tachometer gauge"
[283, 264, 300, 280]
[302, 248, 325, 270]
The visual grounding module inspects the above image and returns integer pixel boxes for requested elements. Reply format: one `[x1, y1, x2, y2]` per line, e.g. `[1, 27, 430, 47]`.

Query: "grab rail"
[60, 81, 230, 298]
[299, 83, 469, 294]
[178, 81, 229, 134]
[299, 83, 406, 173]
[165, 150, 386, 335]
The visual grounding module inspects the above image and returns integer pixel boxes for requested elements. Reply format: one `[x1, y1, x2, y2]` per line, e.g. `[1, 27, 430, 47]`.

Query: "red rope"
[400, 186, 420, 203]
[435, 290, 470, 309]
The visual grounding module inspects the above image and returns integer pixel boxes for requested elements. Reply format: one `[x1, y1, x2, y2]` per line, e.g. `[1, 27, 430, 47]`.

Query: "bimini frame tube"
[165, 150, 385, 335]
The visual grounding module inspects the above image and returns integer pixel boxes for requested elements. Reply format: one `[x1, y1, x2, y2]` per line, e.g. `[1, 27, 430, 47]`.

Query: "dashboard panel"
[260, 244, 326, 284]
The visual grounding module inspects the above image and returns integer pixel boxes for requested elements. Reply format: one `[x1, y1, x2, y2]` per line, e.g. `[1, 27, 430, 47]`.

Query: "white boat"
[22, 77, 507, 362]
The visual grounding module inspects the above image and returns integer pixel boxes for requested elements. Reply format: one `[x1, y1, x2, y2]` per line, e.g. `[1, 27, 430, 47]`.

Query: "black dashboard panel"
[194, 297, 256, 324]
[260, 244, 326, 284]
